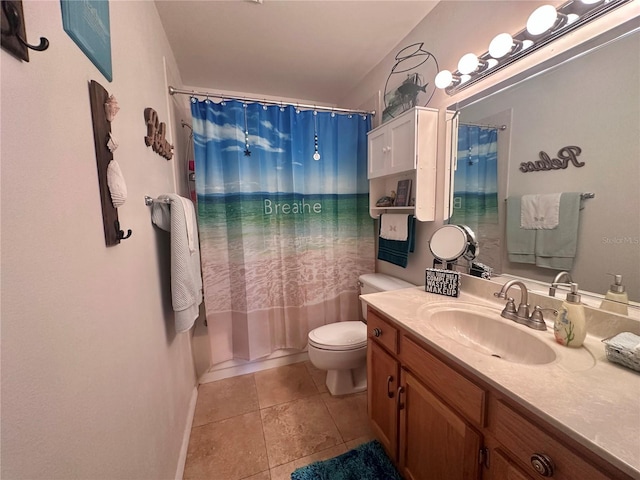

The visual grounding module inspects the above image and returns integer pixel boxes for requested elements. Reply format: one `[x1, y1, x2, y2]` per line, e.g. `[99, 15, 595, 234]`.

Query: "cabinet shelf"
[367, 107, 438, 221]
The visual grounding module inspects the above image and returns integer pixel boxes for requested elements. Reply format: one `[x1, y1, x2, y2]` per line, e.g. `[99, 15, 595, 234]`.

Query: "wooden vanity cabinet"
[366, 306, 635, 480]
[398, 368, 482, 480]
[367, 307, 482, 479]
[367, 340, 399, 459]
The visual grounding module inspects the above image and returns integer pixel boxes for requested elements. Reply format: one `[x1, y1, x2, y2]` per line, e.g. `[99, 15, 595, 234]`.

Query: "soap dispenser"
[554, 282, 587, 348]
[600, 274, 629, 316]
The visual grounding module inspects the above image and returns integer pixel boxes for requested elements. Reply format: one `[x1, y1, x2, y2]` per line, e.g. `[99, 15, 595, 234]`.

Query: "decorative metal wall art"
[382, 43, 438, 123]
[519, 145, 585, 173]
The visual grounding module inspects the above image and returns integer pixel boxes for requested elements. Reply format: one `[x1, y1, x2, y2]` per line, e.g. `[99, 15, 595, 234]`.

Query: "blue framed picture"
[61, 0, 112, 82]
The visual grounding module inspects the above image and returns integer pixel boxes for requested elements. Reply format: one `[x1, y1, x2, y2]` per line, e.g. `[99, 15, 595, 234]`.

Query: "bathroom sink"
[425, 306, 557, 365]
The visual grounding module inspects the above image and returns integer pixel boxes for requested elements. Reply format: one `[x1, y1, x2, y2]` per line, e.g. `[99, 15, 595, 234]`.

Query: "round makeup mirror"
[429, 224, 479, 263]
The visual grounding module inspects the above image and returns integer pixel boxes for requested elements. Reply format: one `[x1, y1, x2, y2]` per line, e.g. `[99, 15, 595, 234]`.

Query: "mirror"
[429, 224, 478, 263]
[449, 23, 639, 307]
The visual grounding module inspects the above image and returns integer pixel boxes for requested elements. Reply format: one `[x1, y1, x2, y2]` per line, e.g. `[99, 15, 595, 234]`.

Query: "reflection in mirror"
[449, 25, 639, 307]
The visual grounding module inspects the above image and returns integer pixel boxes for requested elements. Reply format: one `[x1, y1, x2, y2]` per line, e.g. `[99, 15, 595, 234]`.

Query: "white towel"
[380, 214, 410, 241]
[521, 193, 561, 229]
[179, 196, 196, 253]
[151, 194, 203, 333]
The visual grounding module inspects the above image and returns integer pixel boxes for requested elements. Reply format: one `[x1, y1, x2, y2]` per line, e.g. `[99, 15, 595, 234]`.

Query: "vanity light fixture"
[526, 5, 568, 36]
[435, 70, 459, 89]
[488, 33, 521, 59]
[435, 0, 631, 95]
[457, 53, 488, 74]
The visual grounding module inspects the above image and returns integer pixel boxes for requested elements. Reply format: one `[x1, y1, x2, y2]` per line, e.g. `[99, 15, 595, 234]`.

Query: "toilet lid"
[308, 321, 367, 351]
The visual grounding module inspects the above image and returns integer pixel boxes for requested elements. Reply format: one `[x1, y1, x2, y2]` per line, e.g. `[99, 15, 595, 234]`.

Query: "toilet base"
[325, 364, 367, 396]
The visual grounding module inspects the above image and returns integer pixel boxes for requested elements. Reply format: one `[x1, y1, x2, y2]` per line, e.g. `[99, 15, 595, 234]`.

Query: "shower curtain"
[450, 125, 500, 269]
[191, 99, 374, 364]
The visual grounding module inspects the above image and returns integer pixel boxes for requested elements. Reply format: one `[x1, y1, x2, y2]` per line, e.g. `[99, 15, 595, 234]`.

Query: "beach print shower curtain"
[191, 99, 374, 364]
[450, 125, 500, 268]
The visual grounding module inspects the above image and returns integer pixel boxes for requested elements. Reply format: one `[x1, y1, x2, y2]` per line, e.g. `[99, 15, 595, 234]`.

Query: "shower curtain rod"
[168, 86, 376, 116]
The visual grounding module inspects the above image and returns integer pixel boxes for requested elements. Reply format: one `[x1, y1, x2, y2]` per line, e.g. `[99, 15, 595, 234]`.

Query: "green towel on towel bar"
[506, 196, 536, 264]
[535, 192, 582, 270]
[377, 214, 415, 268]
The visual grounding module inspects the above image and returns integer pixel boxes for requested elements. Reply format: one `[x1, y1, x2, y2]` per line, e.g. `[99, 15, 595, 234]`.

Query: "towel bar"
[144, 195, 171, 206]
[504, 192, 594, 201]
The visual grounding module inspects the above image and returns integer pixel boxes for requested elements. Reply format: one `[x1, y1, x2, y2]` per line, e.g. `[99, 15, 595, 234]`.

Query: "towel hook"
[115, 220, 132, 241]
[1, 1, 50, 56]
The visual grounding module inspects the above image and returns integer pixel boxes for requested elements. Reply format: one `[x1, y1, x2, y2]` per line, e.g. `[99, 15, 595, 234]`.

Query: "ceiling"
[155, 1, 439, 106]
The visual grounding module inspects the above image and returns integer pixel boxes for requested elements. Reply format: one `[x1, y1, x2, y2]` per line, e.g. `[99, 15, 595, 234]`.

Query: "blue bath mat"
[291, 440, 403, 480]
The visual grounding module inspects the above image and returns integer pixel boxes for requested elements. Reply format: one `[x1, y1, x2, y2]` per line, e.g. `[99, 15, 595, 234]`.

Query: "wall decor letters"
[144, 107, 173, 160]
[519, 145, 584, 173]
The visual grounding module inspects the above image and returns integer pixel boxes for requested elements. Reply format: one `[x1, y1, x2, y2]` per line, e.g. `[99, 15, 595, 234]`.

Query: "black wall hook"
[1, 0, 49, 61]
[115, 220, 132, 241]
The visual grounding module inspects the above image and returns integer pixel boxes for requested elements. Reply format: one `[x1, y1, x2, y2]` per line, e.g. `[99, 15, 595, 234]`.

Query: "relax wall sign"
[519, 145, 585, 173]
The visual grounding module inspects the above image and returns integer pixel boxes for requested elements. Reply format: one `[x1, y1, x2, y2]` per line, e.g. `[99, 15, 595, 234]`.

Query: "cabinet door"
[492, 449, 534, 480]
[388, 113, 416, 174]
[367, 340, 400, 461]
[398, 369, 482, 480]
[368, 127, 388, 178]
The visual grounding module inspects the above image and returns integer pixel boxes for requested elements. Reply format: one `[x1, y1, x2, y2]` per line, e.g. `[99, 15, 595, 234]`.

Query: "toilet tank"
[359, 273, 415, 319]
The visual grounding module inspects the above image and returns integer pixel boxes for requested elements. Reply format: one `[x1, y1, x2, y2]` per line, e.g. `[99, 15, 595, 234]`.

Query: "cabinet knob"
[530, 453, 554, 477]
[373, 328, 382, 337]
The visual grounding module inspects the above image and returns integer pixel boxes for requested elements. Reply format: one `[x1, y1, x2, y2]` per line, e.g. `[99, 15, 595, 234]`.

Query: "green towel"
[377, 215, 415, 268]
[535, 192, 582, 270]
[506, 196, 535, 264]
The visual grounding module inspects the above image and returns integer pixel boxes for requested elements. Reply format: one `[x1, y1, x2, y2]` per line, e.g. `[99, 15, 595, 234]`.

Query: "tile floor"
[183, 361, 374, 480]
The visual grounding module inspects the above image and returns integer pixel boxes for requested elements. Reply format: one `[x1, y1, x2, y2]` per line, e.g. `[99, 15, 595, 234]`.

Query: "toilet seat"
[308, 321, 367, 351]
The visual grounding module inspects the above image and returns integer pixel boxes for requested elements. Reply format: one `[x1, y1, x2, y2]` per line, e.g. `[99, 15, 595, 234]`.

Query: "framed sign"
[425, 268, 460, 297]
[61, 0, 112, 82]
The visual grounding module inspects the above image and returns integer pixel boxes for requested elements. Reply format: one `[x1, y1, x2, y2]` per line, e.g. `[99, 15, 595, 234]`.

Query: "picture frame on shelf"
[395, 179, 412, 206]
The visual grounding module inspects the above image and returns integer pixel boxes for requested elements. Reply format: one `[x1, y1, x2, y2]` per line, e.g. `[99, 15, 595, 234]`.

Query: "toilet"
[307, 273, 415, 396]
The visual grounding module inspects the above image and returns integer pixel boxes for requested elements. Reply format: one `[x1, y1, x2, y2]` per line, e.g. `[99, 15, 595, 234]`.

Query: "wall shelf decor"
[1, 0, 50, 61]
[88, 79, 131, 245]
[144, 107, 174, 160]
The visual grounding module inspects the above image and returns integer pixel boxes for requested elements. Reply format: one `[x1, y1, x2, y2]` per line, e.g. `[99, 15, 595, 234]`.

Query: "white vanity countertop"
[361, 287, 640, 479]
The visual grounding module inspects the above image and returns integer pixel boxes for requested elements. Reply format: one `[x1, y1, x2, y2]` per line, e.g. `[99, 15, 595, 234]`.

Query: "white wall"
[1, 2, 197, 478]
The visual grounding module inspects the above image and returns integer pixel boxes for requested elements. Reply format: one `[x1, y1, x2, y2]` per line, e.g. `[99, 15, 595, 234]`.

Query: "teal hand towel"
[506, 196, 536, 264]
[535, 192, 582, 270]
[377, 215, 415, 268]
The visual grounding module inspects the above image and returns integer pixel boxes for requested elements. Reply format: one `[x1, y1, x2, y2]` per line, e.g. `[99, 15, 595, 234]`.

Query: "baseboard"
[175, 386, 198, 480]
[198, 351, 310, 384]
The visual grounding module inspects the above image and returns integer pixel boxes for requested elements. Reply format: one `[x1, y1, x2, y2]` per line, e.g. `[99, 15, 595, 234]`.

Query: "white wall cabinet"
[367, 107, 439, 221]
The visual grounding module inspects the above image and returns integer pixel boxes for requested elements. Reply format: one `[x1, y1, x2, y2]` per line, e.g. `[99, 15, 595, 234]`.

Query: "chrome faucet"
[549, 271, 573, 297]
[494, 280, 530, 324]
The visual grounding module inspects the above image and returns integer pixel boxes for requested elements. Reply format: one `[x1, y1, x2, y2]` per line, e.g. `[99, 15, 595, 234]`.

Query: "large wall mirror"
[448, 20, 639, 310]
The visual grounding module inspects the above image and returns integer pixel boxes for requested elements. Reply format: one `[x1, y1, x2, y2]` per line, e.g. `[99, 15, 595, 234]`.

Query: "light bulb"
[460, 74, 471, 84]
[581, 0, 603, 4]
[527, 5, 558, 36]
[435, 70, 454, 89]
[489, 33, 515, 59]
[567, 13, 579, 25]
[458, 53, 480, 75]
